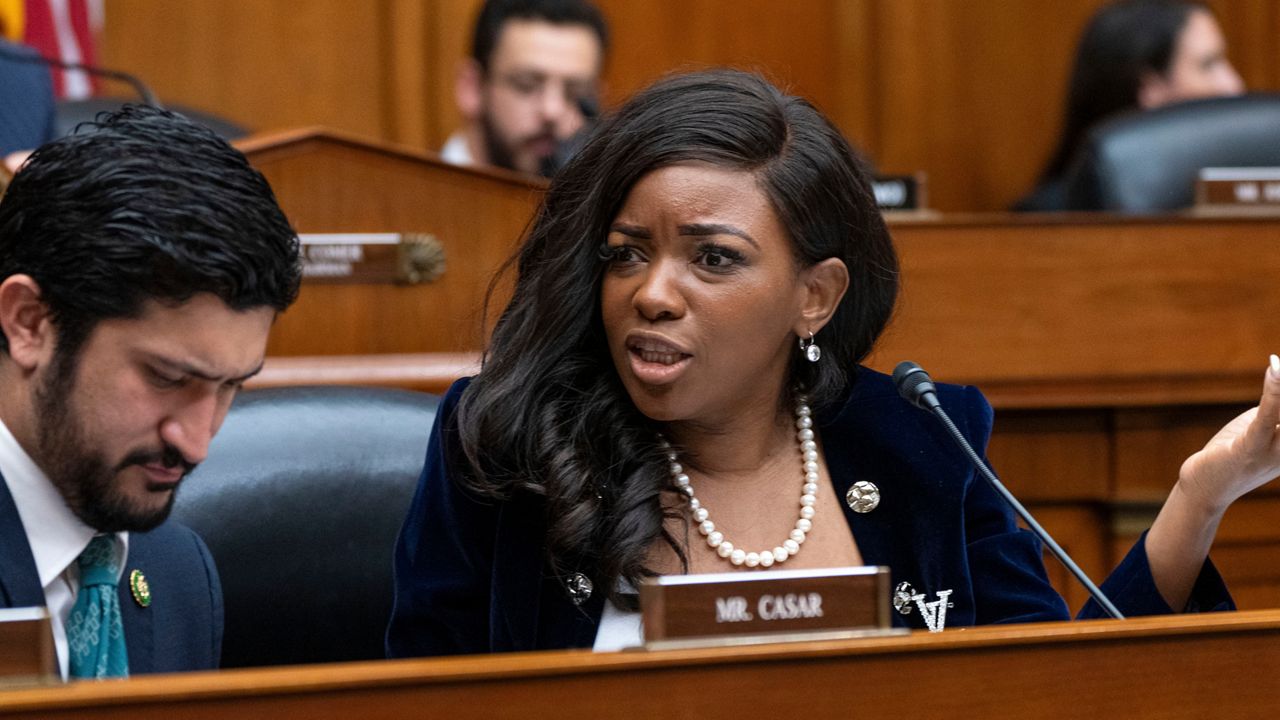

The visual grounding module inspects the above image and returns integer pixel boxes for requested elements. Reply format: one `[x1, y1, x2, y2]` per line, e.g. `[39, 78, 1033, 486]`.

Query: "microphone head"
[893, 361, 939, 411]
[576, 94, 601, 120]
[541, 102, 597, 177]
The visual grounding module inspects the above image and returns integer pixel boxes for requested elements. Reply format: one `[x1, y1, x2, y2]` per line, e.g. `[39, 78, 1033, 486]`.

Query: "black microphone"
[892, 361, 1125, 620]
[0, 42, 161, 107]
[540, 94, 599, 177]
[893, 361, 941, 412]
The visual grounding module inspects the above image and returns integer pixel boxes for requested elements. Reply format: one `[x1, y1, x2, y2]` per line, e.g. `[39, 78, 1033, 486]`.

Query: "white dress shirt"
[593, 600, 643, 652]
[592, 579, 643, 652]
[0, 416, 127, 679]
[440, 131, 475, 166]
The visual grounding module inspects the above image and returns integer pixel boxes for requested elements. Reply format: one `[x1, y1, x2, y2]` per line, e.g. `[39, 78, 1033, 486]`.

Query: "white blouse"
[592, 583, 644, 652]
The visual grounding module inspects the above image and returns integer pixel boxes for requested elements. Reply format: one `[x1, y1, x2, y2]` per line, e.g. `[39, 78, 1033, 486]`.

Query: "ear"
[455, 59, 485, 122]
[1137, 70, 1171, 110]
[3, 150, 31, 175]
[794, 258, 850, 337]
[0, 275, 54, 372]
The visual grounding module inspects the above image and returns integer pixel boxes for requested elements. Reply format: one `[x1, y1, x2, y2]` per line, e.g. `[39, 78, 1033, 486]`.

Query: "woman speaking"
[387, 69, 1280, 655]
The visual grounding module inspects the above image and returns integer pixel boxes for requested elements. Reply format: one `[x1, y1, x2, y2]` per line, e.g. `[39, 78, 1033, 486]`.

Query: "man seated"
[0, 105, 301, 679]
[442, 0, 608, 177]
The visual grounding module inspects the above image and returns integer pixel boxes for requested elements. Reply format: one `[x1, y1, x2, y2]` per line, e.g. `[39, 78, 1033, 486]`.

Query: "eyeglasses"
[492, 70, 597, 111]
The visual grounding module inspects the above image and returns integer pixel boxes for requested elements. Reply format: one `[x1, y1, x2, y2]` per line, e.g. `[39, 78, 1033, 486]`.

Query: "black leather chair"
[170, 386, 438, 667]
[1063, 94, 1280, 213]
[55, 97, 250, 141]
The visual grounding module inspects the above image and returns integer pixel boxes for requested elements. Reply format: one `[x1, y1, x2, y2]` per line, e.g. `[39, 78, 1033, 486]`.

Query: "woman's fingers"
[1245, 354, 1280, 451]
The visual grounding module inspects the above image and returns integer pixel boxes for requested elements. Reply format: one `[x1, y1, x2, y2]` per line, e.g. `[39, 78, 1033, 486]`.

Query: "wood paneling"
[1113, 406, 1245, 504]
[873, 215, 1280, 384]
[1028, 505, 1111, 615]
[986, 410, 1111, 503]
[1185, 494, 1280, 608]
[100, 1, 390, 137]
[595, 0, 843, 114]
[382, 0, 434, 148]
[416, 0, 482, 147]
[233, 128, 542, 356]
[1206, 0, 1280, 90]
[97, 1, 1280, 213]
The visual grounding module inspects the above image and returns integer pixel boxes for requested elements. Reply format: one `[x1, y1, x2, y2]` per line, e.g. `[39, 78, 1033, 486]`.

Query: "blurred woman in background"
[1016, 0, 1244, 212]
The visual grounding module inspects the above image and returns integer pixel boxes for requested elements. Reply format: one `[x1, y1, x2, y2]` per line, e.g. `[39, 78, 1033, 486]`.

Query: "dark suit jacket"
[0, 40, 57, 156]
[0, 475, 223, 674]
[387, 368, 1233, 657]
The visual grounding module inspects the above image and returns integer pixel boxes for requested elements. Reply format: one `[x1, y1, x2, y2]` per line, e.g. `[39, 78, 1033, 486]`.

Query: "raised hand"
[1178, 355, 1280, 513]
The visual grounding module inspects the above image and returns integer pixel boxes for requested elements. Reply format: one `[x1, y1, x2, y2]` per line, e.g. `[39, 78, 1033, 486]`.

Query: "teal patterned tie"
[66, 535, 129, 679]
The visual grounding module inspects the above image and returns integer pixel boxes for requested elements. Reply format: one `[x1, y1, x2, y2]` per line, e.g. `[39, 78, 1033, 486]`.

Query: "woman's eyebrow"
[678, 223, 759, 250]
[609, 223, 652, 239]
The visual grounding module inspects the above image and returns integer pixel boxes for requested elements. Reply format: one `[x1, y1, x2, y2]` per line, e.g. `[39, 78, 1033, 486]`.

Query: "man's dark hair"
[0, 104, 301, 360]
[471, 0, 609, 73]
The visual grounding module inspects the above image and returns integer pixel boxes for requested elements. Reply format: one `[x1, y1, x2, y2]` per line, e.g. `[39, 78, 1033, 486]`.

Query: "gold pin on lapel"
[129, 570, 151, 608]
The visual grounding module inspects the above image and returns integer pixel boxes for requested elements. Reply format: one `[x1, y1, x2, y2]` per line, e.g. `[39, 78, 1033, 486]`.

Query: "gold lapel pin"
[129, 570, 152, 608]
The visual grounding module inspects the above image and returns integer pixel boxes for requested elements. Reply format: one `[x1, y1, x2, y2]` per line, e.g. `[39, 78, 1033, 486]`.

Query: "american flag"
[0, 0, 103, 99]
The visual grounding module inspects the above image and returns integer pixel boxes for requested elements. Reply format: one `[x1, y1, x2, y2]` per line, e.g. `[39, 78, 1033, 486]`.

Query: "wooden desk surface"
[3, 611, 1278, 719]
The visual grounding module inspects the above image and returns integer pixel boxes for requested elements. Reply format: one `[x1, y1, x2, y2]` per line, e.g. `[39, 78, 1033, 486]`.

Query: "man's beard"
[33, 348, 193, 533]
[480, 110, 556, 177]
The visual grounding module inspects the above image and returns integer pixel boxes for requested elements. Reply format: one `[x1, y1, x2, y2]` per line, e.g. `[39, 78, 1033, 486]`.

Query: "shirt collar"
[0, 414, 127, 586]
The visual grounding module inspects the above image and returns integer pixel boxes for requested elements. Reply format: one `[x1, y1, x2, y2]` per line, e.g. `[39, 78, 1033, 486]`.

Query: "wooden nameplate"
[872, 174, 927, 211]
[639, 566, 901, 650]
[1195, 167, 1280, 214]
[298, 233, 445, 285]
[0, 607, 57, 687]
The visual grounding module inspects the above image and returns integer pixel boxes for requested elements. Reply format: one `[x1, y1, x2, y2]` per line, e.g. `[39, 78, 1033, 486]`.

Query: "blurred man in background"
[441, 0, 608, 177]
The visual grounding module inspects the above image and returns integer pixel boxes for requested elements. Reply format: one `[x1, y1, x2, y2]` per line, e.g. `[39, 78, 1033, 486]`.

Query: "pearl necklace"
[661, 398, 818, 569]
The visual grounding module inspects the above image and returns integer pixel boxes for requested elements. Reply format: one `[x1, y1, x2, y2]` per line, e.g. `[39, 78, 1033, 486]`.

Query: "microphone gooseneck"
[0, 42, 162, 108]
[892, 361, 1125, 620]
[540, 94, 601, 177]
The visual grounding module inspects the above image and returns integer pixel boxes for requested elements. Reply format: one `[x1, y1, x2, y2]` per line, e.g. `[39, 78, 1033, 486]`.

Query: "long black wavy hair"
[453, 69, 898, 603]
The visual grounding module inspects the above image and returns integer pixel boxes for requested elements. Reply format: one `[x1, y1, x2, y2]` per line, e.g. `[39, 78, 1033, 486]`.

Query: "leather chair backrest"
[55, 97, 249, 141]
[1063, 94, 1280, 213]
[171, 385, 438, 667]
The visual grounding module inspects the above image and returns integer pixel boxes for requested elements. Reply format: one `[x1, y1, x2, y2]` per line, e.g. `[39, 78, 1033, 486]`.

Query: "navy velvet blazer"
[0, 475, 223, 674]
[387, 368, 1232, 657]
